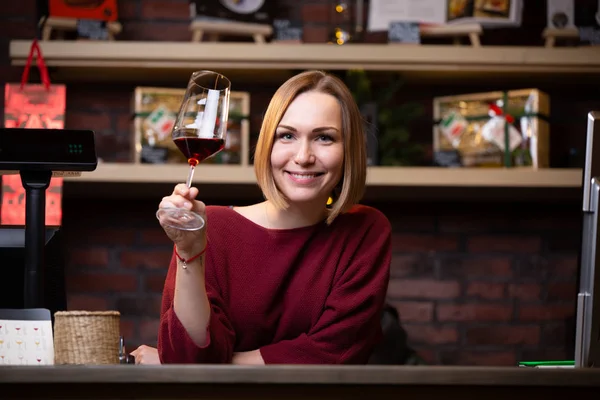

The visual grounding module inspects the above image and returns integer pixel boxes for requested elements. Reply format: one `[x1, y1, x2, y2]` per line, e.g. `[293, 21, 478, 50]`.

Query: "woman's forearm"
[173, 254, 211, 347]
[232, 350, 265, 365]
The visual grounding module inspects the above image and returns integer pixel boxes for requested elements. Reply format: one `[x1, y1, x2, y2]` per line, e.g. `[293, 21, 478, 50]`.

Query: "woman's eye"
[317, 134, 334, 142]
[276, 132, 294, 140]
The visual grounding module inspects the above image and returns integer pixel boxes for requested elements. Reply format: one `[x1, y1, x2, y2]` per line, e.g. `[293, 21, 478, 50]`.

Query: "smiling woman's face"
[270, 90, 344, 208]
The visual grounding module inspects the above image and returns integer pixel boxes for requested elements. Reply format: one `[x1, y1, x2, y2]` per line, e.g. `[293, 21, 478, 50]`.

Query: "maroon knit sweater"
[157, 204, 391, 364]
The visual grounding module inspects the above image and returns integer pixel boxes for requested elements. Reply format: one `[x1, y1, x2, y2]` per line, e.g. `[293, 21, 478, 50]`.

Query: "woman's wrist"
[174, 243, 207, 269]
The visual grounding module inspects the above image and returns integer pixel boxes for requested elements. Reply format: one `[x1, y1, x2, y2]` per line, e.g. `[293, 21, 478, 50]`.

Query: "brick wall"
[60, 197, 580, 366]
[0, 0, 593, 365]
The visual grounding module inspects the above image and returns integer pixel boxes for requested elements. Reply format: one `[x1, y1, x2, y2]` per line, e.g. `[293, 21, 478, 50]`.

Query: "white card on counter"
[0, 309, 54, 366]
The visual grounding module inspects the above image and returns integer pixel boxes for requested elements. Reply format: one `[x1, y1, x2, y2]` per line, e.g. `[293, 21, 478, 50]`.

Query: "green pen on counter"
[518, 360, 575, 367]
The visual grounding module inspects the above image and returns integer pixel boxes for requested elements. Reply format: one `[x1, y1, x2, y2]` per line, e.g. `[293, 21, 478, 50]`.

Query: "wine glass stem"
[186, 165, 196, 188]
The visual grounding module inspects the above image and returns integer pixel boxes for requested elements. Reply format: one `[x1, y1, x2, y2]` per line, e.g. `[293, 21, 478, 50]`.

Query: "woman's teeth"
[290, 173, 320, 179]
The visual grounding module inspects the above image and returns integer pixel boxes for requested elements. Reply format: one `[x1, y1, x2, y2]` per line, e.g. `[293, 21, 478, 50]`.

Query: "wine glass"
[156, 70, 231, 231]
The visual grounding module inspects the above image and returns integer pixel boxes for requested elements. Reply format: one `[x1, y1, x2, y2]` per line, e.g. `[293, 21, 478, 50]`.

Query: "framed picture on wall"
[446, 0, 523, 28]
[189, 0, 284, 24]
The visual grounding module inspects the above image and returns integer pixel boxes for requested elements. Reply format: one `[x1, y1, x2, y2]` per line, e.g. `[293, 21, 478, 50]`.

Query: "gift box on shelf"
[131, 87, 250, 166]
[433, 89, 550, 169]
[132, 87, 186, 164]
[43, 0, 122, 41]
[48, 0, 118, 22]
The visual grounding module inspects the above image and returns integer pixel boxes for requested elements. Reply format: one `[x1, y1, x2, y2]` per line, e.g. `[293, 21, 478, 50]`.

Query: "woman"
[132, 70, 392, 365]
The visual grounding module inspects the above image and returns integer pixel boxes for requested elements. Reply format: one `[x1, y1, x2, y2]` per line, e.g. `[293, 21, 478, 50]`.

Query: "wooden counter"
[2, 365, 600, 399]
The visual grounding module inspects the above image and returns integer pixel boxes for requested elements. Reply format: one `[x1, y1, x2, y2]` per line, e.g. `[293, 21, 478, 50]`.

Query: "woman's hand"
[158, 183, 207, 257]
[232, 350, 265, 365]
[131, 345, 161, 365]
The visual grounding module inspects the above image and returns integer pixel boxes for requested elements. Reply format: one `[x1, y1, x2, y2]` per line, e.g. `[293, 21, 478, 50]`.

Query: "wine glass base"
[156, 207, 205, 231]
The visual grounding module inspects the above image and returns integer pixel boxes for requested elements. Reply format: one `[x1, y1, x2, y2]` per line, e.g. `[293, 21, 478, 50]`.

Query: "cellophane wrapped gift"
[132, 87, 249, 166]
[433, 89, 550, 168]
[132, 87, 186, 164]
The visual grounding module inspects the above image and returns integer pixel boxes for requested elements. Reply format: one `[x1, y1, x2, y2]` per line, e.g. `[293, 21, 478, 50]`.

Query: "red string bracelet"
[174, 244, 207, 269]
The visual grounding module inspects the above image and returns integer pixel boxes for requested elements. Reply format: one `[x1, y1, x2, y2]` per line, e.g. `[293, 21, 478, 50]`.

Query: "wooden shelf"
[9, 41, 600, 84]
[67, 163, 256, 184]
[65, 163, 582, 188]
[59, 164, 583, 202]
[8, 40, 590, 201]
[56, 163, 583, 202]
[366, 166, 581, 188]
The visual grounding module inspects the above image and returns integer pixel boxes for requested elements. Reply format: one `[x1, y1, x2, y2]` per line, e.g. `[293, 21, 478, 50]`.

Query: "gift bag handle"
[20, 38, 51, 91]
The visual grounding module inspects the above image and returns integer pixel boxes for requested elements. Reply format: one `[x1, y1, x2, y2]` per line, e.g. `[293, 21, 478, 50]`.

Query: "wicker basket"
[53, 310, 120, 365]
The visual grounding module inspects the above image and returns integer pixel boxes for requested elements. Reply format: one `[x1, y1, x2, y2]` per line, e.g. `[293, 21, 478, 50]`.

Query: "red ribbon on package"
[2, 39, 66, 226]
[488, 103, 514, 124]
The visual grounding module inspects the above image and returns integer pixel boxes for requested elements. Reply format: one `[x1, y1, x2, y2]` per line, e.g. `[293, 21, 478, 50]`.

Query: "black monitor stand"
[20, 169, 53, 308]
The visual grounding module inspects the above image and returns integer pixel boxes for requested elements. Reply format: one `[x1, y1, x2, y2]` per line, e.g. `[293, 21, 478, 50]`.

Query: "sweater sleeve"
[157, 252, 236, 364]
[259, 212, 392, 364]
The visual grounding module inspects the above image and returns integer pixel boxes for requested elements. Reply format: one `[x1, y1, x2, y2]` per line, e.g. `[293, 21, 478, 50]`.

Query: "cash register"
[0, 128, 97, 313]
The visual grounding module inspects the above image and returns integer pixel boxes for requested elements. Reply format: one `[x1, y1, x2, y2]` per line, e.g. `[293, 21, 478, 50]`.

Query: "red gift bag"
[2, 39, 66, 226]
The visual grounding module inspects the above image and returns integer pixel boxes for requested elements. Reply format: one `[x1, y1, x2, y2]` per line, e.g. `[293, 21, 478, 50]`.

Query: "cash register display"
[0, 128, 96, 168]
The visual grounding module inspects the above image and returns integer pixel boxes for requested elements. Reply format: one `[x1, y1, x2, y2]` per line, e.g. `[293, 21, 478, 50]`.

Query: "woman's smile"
[286, 171, 325, 184]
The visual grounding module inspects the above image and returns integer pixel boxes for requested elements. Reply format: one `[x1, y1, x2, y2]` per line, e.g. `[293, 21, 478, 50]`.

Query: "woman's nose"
[294, 142, 315, 165]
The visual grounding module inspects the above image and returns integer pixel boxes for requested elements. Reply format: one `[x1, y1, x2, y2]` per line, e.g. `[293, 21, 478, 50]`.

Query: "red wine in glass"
[173, 132, 225, 166]
[156, 70, 231, 231]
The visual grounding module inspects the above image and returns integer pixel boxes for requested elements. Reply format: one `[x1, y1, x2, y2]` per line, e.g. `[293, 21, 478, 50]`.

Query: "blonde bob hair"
[254, 70, 367, 224]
